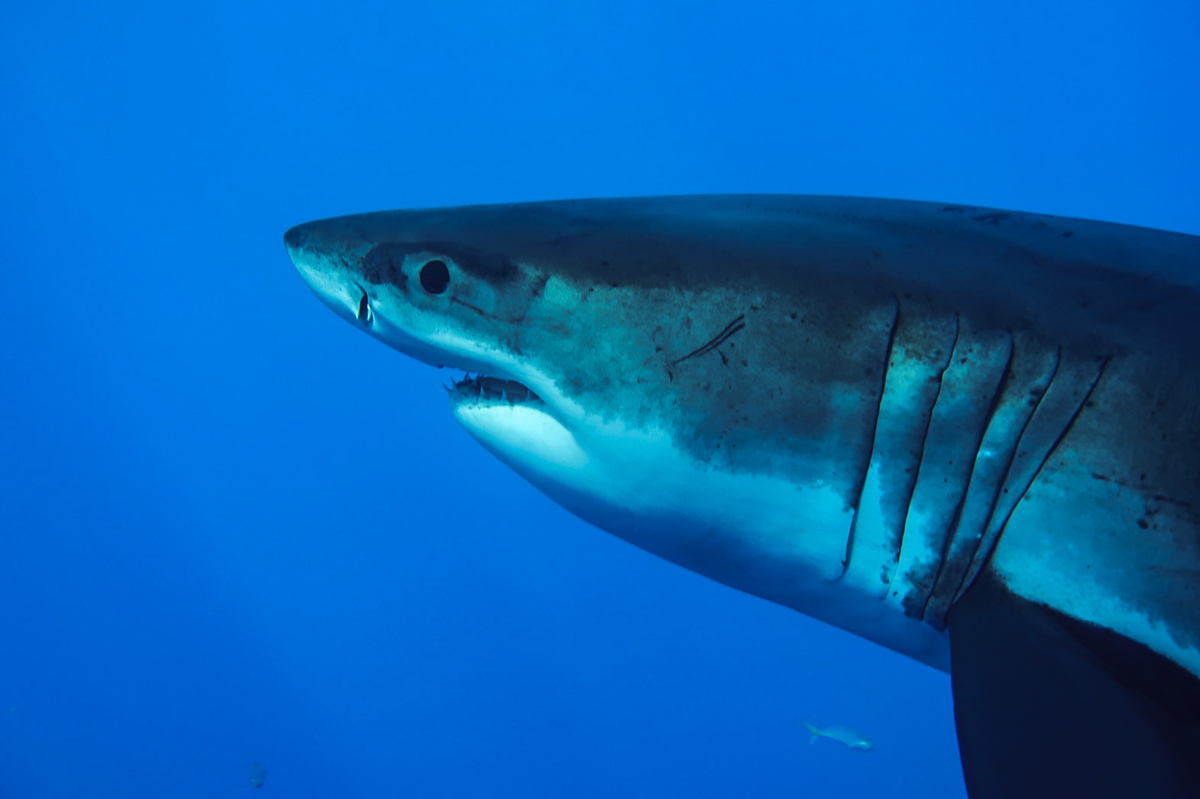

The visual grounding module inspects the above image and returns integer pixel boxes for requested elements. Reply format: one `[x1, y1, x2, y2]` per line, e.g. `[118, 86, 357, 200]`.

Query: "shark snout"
[283, 222, 321, 292]
[283, 223, 312, 261]
[283, 221, 362, 326]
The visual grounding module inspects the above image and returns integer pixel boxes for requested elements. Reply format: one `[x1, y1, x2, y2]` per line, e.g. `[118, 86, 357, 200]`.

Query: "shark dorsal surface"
[285, 195, 1200, 797]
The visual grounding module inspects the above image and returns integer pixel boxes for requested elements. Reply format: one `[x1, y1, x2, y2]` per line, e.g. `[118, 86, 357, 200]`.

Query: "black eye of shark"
[419, 259, 450, 294]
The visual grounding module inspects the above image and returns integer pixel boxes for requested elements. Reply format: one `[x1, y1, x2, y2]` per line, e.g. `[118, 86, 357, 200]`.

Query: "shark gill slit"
[917, 330, 1017, 623]
[889, 318, 1019, 623]
[949, 349, 1108, 608]
[839, 303, 959, 596]
[929, 342, 1064, 615]
[882, 312, 962, 589]
[840, 294, 901, 574]
[981, 355, 1111, 562]
[1030, 356, 1110, 478]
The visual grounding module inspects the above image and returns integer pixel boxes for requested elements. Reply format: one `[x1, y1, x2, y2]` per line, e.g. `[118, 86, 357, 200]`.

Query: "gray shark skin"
[285, 196, 1200, 797]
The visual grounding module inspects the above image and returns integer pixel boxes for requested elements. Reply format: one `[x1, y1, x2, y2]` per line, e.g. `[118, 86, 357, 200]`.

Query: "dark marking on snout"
[362, 243, 408, 286]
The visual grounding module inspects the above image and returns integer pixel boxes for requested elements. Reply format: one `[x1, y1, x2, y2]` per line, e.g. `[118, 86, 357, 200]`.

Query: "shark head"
[284, 205, 600, 498]
[283, 197, 934, 657]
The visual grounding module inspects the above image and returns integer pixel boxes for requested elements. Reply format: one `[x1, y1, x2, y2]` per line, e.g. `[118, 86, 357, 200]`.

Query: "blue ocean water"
[1, 3, 1196, 796]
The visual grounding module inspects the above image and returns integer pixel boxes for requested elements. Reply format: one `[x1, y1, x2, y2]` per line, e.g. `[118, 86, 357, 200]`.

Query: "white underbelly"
[454, 401, 951, 670]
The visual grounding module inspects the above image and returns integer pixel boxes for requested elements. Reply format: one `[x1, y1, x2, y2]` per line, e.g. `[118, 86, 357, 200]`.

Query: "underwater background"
[1, 2, 1197, 796]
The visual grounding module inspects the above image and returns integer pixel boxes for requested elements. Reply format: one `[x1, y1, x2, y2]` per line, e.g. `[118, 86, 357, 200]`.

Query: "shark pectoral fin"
[946, 569, 1200, 799]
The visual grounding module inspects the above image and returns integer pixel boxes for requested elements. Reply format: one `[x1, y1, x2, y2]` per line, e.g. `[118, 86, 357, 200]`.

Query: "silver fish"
[804, 722, 874, 751]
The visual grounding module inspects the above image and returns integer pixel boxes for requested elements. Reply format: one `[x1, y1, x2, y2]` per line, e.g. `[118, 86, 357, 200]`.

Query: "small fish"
[804, 722, 874, 751]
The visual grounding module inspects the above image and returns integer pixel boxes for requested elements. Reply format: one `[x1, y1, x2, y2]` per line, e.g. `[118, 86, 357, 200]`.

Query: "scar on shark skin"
[670, 314, 746, 367]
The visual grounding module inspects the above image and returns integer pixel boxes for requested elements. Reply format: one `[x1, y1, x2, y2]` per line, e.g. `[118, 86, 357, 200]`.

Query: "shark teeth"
[447, 372, 541, 406]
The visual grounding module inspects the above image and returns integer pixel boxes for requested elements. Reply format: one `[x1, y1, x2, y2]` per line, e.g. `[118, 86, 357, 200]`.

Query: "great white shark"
[285, 195, 1200, 797]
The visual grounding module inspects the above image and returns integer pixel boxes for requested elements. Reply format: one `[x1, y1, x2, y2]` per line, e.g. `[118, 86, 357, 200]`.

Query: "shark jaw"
[447, 372, 589, 473]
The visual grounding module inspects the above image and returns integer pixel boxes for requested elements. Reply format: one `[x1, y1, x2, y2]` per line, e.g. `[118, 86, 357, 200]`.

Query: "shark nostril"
[356, 291, 372, 324]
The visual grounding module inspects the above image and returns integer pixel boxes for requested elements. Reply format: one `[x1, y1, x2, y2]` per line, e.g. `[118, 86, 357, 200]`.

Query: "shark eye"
[419, 260, 450, 294]
[356, 291, 372, 324]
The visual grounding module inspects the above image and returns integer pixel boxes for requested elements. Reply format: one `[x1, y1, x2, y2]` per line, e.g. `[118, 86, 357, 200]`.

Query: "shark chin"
[450, 377, 589, 472]
[287, 195, 1200, 798]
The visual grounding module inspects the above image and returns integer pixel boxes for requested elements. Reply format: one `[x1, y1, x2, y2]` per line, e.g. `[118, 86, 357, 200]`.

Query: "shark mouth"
[447, 373, 543, 407]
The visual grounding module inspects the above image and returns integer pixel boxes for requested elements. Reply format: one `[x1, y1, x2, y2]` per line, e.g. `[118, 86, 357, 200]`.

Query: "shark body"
[285, 195, 1200, 797]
